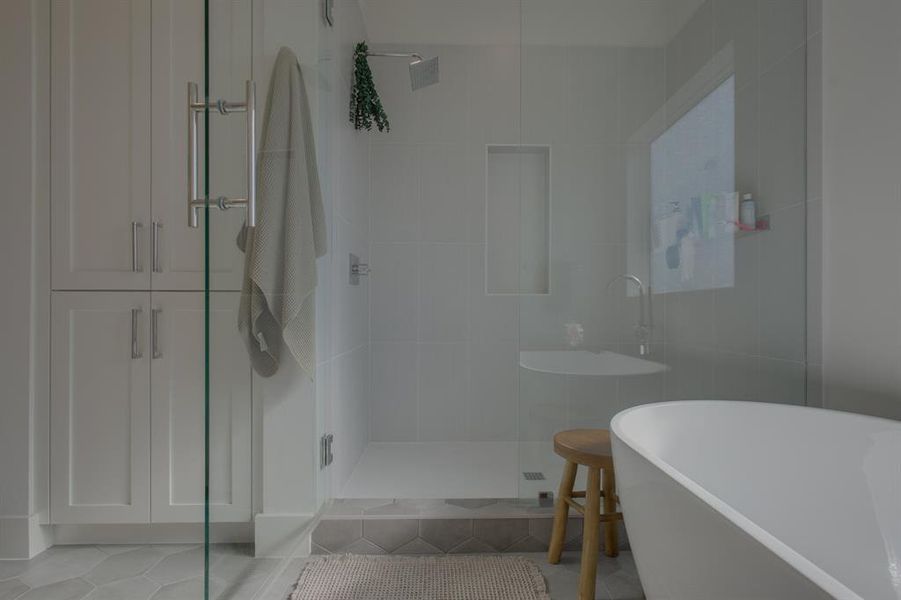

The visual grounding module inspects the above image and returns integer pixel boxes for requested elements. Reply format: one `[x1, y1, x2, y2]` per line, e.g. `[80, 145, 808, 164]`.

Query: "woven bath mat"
[290, 554, 551, 600]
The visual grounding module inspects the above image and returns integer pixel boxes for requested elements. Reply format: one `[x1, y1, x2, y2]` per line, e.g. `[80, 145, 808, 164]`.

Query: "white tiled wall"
[366, 0, 812, 443]
[660, 0, 810, 410]
[366, 44, 524, 442]
[820, 0, 901, 420]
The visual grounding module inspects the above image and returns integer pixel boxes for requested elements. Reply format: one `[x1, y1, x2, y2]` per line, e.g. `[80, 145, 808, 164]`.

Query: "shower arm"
[366, 51, 424, 63]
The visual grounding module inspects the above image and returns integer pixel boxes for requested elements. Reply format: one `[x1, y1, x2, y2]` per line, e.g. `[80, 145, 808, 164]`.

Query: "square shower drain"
[522, 472, 546, 481]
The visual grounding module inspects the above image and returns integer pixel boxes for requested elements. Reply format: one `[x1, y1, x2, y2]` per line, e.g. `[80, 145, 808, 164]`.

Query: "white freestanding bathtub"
[611, 401, 901, 600]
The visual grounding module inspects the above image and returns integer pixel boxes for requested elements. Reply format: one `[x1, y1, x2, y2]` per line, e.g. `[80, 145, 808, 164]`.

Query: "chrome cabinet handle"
[131, 308, 143, 359]
[152, 222, 162, 273]
[187, 81, 256, 228]
[131, 221, 143, 272]
[151, 308, 162, 359]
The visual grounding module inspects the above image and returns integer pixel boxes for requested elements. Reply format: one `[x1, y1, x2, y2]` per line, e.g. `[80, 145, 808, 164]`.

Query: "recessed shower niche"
[485, 145, 551, 295]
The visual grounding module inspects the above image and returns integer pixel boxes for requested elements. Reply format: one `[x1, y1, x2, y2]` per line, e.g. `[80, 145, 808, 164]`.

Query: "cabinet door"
[51, 292, 151, 524]
[150, 292, 251, 522]
[51, 0, 152, 290]
[150, 0, 251, 291]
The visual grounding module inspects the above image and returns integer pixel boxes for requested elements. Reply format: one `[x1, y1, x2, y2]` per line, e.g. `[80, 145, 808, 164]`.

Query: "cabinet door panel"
[51, 0, 152, 290]
[51, 292, 151, 524]
[150, 0, 251, 291]
[150, 292, 251, 522]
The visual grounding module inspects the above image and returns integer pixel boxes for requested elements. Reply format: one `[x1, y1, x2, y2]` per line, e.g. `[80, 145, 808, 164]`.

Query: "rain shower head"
[409, 56, 439, 91]
[366, 50, 440, 91]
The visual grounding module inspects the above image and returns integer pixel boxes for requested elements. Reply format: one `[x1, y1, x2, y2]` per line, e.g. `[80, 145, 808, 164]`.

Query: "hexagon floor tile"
[0, 542, 644, 600]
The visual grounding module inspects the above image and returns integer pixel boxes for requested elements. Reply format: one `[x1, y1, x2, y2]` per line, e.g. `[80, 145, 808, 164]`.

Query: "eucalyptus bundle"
[350, 42, 390, 132]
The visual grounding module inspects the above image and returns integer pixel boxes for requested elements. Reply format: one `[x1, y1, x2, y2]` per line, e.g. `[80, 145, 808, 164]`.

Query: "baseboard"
[9, 516, 315, 557]
[29, 516, 54, 557]
[254, 513, 316, 558]
[0, 514, 52, 559]
[52, 522, 253, 546]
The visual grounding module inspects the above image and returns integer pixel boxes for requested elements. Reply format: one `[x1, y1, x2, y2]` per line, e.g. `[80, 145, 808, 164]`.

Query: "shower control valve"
[349, 253, 370, 285]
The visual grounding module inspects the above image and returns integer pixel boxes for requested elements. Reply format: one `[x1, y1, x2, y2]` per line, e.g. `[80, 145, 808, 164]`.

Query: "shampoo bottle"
[740, 193, 757, 229]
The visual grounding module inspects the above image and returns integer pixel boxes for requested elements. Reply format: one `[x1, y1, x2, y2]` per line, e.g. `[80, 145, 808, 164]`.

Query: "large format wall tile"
[521, 45, 567, 145]
[759, 0, 806, 75]
[418, 343, 469, 442]
[370, 243, 420, 341]
[417, 46, 470, 144]
[468, 343, 519, 441]
[370, 145, 420, 243]
[371, 342, 419, 441]
[666, 0, 713, 98]
[759, 48, 806, 214]
[419, 145, 472, 243]
[567, 47, 619, 144]
[713, 0, 759, 91]
[759, 203, 806, 362]
[419, 244, 469, 342]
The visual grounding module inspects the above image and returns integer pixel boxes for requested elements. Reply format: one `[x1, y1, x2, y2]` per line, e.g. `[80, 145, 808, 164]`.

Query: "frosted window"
[651, 76, 735, 293]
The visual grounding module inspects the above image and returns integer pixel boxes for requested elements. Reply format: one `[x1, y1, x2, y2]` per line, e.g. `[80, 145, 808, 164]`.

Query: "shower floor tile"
[341, 442, 520, 499]
[340, 441, 573, 500]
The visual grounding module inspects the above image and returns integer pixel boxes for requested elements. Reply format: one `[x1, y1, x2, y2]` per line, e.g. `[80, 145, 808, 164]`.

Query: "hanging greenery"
[350, 41, 390, 132]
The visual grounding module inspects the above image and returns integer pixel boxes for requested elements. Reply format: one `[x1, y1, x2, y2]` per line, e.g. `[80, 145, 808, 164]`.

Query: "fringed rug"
[290, 554, 551, 600]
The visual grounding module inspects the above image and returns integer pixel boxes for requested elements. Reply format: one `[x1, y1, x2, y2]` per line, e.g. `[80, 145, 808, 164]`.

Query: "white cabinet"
[51, 291, 251, 524]
[51, 0, 249, 292]
[49, 0, 254, 526]
[150, 292, 251, 522]
[50, 0, 153, 291]
[51, 292, 151, 524]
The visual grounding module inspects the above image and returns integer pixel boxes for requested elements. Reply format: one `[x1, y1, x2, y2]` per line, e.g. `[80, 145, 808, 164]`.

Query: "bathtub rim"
[610, 400, 885, 600]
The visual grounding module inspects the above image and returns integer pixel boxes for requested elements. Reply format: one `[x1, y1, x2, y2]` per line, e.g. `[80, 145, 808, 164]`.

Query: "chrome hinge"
[320, 433, 335, 469]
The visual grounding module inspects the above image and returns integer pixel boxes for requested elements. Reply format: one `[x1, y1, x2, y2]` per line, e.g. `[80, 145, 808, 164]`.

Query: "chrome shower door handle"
[152, 222, 162, 273]
[131, 222, 143, 272]
[187, 80, 256, 228]
[151, 308, 162, 359]
[245, 79, 257, 228]
[188, 82, 202, 228]
[131, 308, 143, 359]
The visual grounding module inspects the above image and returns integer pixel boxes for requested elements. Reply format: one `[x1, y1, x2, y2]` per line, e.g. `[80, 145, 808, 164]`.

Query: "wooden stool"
[547, 429, 623, 600]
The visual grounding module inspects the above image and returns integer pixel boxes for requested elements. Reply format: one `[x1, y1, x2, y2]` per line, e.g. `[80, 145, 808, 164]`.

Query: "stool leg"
[579, 467, 601, 600]
[548, 460, 577, 564]
[602, 467, 619, 557]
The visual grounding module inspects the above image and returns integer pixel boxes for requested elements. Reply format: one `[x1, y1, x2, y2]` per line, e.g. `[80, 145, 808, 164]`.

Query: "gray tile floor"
[0, 545, 643, 600]
[0, 544, 279, 600]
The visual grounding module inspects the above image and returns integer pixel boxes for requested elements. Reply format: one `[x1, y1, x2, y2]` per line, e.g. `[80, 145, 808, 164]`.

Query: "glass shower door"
[200, 1, 254, 598]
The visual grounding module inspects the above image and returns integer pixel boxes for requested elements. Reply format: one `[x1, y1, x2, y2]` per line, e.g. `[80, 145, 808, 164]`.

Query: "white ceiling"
[358, 0, 707, 47]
